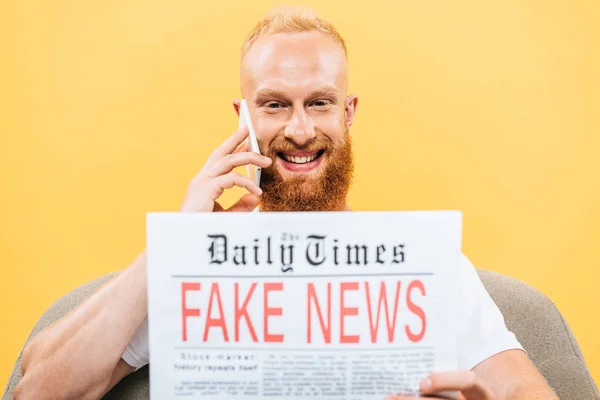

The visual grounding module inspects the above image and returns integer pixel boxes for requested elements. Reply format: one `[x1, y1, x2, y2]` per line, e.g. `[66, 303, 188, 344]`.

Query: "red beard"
[259, 128, 354, 212]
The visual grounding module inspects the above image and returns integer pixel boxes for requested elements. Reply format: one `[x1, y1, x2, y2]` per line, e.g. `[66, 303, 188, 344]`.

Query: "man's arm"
[14, 252, 147, 399]
[387, 349, 558, 400]
[13, 126, 270, 399]
[471, 349, 557, 399]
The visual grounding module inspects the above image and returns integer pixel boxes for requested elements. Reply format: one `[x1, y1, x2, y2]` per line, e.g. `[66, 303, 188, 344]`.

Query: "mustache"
[264, 137, 333, 156]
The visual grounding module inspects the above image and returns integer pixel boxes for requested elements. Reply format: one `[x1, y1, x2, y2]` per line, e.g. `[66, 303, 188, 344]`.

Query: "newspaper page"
[147, 211, 462, 399]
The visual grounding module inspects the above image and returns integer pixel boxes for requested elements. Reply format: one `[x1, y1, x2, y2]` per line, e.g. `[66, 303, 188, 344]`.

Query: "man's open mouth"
[276, 150, 326, 171]
[278, 150, 325, 164]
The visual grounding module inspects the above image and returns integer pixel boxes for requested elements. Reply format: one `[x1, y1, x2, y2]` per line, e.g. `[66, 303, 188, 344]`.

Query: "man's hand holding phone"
[179, 125, 271, 213]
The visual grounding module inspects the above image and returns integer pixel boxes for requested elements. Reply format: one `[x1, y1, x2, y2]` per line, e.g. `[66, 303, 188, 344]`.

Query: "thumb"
[227, 193, 260, 212]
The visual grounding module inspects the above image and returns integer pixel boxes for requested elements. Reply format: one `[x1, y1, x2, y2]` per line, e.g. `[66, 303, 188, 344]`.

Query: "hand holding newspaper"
[147, 211, 462, 399]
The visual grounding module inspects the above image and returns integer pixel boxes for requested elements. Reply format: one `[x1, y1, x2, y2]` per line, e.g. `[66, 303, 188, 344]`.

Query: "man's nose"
[284, 108, 316, 146]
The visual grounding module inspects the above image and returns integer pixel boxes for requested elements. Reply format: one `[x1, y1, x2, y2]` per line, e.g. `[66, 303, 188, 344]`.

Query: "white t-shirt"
[122, 254, 523, 370]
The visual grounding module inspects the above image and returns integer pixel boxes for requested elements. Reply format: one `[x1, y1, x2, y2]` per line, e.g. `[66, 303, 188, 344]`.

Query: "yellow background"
[1, 0, 599, 388]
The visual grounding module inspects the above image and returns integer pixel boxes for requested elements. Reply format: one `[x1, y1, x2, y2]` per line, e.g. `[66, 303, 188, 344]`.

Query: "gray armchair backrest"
[478, 270, 598, 398]
[3, 270, 598, 399]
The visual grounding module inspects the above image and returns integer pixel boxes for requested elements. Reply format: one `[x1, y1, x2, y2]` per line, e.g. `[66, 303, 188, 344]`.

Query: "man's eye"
[266, 102, 282, 109]
[312, 100, 329, 107]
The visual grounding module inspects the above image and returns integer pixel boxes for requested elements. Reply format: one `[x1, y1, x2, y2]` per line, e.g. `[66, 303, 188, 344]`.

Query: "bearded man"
[14, 6, 558, 400]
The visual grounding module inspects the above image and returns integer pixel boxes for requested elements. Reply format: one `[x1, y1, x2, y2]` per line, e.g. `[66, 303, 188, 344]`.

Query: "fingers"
[214, 172, 262, 197]
[208, 152, 272, 177]
[420, 371, 493, 399]
[208, 125, 249, 163]
[182, 126, 267, 213]
[226, 193, 260, 212]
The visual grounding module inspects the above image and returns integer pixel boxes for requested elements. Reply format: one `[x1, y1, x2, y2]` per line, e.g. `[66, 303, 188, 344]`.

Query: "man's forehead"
[241, 31, 348, 98]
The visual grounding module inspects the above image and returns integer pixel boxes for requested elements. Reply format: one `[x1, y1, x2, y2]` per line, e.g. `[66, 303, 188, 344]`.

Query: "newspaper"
[147, 211, 462, 399]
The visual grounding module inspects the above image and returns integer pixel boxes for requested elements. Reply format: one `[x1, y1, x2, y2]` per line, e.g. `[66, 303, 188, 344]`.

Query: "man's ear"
[232, 99, 241, 116]
[344, 94, 359, 127]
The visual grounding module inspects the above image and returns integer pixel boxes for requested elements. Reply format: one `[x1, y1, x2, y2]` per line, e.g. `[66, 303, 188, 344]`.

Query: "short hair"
[241, 6, 348, 63]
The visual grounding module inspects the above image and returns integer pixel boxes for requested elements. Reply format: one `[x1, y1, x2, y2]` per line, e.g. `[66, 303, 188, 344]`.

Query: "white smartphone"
[237, 99, 261, 187]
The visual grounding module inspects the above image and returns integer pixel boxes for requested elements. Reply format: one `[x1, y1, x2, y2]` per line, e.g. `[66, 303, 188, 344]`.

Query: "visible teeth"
[283, 153, 319, 164]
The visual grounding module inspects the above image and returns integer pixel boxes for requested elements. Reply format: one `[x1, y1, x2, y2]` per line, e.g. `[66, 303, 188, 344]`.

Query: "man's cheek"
[255, 120, 282, 142]
[317, 125, 346, 144]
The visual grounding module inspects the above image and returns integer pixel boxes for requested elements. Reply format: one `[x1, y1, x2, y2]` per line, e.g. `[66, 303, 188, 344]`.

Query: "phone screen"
[238, 99, 261, 187]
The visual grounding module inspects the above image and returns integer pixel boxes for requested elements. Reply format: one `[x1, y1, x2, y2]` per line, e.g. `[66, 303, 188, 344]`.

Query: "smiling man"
[238, 24, 355, 213]
[14, 6, 558, 400]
